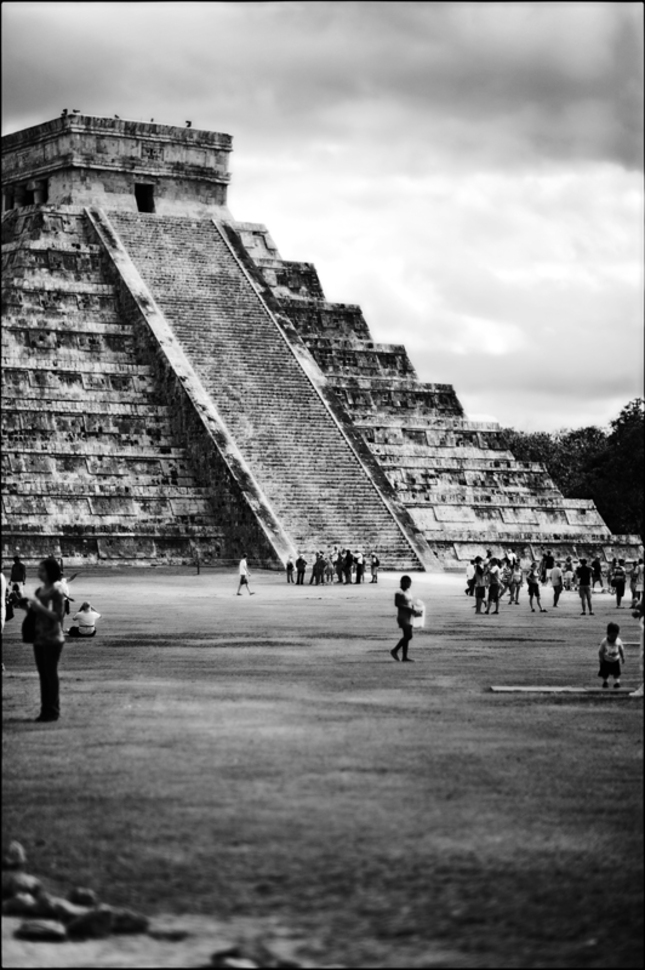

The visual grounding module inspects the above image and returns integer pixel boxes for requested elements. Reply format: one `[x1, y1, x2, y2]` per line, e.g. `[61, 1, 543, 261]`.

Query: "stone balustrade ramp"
[105, 212, 423, 568]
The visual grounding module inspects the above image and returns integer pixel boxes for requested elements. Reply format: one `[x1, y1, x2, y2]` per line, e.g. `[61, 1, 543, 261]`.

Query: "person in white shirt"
[68, 602, 101, 638]
[551, 563, 564, 608]
[237, 555, 255, 596]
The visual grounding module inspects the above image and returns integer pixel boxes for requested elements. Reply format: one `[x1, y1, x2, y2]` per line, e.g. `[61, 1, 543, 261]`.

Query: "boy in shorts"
[598, 622, 625, 689]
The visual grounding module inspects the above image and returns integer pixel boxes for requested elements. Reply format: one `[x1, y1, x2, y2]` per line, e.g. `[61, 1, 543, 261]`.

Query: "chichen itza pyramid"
[2, 115, 641, 569]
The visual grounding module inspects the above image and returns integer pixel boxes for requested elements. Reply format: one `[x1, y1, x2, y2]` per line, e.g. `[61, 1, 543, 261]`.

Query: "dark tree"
[501, 399, 644, 539]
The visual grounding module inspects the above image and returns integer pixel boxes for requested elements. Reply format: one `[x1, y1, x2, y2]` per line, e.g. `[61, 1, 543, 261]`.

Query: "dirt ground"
[2, 568, 643, 968]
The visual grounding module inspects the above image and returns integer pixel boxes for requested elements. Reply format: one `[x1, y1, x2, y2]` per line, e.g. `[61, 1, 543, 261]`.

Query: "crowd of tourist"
[284, 548, 381, 586]
[465, 549, 644, 616]
[1, 546, 643, 722]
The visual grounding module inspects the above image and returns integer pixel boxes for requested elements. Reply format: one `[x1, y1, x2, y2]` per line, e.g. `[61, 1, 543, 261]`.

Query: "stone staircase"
[228, 222, 641, 565]
[1, 207, 240, 565]
[105, 212, 422, 568]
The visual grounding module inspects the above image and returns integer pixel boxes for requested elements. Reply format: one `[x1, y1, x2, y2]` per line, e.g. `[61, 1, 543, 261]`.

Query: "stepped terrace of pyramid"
[2, 115, 642, 569]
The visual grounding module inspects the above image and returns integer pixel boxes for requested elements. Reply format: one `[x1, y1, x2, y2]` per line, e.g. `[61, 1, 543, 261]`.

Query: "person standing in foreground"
[236, 555, 255, 596]
[286, 555, 295, 584]
[576, 558, 594, 615]
[20, 558, 66, 722]
[391, 575, 420, 662]
[598, 622, 625, 689]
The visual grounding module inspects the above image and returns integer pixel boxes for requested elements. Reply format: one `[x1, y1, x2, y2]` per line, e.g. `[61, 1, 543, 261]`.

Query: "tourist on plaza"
[473, 557, 486, 614]
[236, 555, 255, 595]
[591, 556, 603, 591]
[630, 598, 644, 697]
[564, 558, 575, 591]
[508, 560, 523, 604]
[0, 569, 6, 673]
[295, 553, 307, 585]
[498, 559, 512, 600]
[628, 561, 640, 607]
[485, 558, 501, 615]
[324, 555, 335, 585]
[286, 555, 295, 584]
[612, 559, 627, 609]
[354, 551, 365, 584]
[541, 550, 554, 584]
[465, 559, 476, 596]
[598, 622, 625, 689]
[370, 552, 380, 583]
[68, 602, 101, 638]
[551, 561, 564, 608]
[342, 548, 353, 585]
[334, 549, 344, 584]
[10, 555, 26, 589]
[576, 558, 594, 615]
[19, 558, 66, 722]
[390, 574, 420, 662]
[634, 558, 644, 606]
[527, 562, 547, 613]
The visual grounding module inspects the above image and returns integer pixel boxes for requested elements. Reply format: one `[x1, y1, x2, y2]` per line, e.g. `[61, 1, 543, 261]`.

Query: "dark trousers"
[296, 571, 305, 585]
[343, 569, 352, 584]
[33, 642, 64, 719]
[286, 570, 294, 583]
[553, 584, 563, 607]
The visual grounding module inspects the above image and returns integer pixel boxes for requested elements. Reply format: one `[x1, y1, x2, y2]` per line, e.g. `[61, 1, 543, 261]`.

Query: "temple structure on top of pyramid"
[2, 115, 641, 569]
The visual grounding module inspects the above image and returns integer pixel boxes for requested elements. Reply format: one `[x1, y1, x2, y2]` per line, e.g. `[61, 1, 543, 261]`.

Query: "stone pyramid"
[2, 116, 641, 568]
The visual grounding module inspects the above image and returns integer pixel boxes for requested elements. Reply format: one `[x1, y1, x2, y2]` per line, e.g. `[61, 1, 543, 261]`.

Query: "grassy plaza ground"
[2, 568, 643, 968]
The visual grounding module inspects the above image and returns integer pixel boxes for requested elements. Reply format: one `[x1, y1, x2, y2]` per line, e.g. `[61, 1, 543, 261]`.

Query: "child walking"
[598, 622, 625, 689]
[391, 575, 420, 663]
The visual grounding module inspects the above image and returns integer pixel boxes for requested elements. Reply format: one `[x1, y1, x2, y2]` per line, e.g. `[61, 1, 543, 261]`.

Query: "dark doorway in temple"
[134, 183, 155, 213]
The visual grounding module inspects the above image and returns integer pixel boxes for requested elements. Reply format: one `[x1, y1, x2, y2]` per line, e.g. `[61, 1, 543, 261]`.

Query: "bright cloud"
[2, 0, 643, 431]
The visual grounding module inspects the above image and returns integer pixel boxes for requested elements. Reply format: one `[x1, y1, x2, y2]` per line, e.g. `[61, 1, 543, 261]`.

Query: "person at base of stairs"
[391, 575, 421, 663]
[598, 622, 625, 689]
[236, 555, 255, 596]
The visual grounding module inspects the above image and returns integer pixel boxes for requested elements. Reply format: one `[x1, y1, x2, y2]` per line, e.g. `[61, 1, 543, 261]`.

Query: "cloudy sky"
[2, 1, 643, 431]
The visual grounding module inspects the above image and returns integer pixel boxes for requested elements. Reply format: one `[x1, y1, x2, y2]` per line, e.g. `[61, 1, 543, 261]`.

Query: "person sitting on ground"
[598, 622, 625, 690]
[68, 602, 101, 638]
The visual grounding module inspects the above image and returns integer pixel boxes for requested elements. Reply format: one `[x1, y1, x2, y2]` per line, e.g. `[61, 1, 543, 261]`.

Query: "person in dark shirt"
[295, 554, 307, 585]
[10, 556, 26, 587]
[576, 559, 594, 615]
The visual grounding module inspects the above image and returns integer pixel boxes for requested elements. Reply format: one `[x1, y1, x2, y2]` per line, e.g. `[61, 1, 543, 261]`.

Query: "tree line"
[501, 398, 644, 540]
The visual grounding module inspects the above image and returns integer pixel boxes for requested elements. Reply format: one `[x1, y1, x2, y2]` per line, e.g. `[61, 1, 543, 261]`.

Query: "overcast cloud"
[2, 1, 643, 430]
